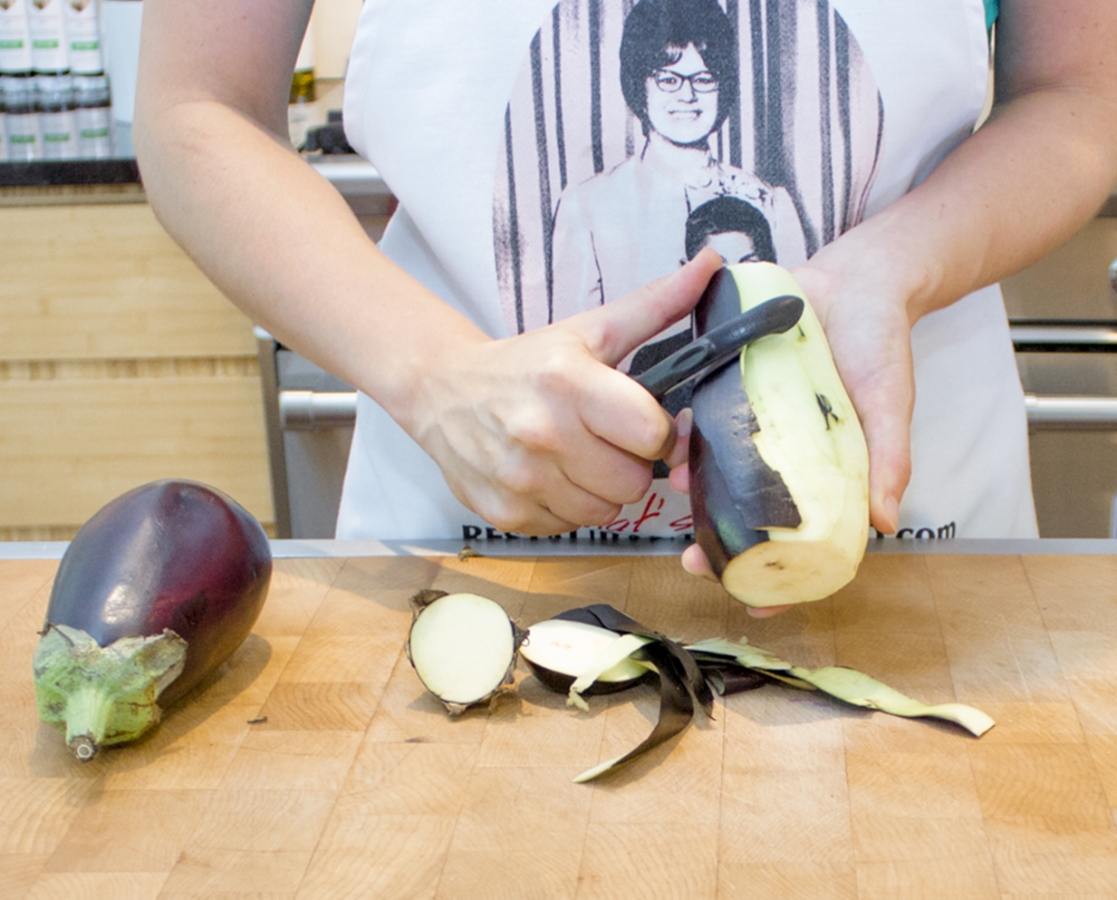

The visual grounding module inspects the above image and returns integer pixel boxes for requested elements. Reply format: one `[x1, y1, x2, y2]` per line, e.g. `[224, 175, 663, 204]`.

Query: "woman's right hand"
[399, 250, 723, 536]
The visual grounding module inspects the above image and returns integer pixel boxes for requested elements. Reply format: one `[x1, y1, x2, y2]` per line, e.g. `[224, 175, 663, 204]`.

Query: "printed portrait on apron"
[493, 0, 884, 338]
[487, 0, 884, 533]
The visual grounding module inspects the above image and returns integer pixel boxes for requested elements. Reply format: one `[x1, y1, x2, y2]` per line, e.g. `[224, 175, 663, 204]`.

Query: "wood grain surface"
[3, 550, 1117, 899]
[0, 202, 271, 538]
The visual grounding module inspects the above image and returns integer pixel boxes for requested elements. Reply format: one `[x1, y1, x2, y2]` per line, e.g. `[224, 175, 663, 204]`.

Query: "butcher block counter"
[4, 539, 1117, 899]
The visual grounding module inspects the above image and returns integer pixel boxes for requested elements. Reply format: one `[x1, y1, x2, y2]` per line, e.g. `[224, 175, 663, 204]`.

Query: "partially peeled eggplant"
[689, 262, 870, 608]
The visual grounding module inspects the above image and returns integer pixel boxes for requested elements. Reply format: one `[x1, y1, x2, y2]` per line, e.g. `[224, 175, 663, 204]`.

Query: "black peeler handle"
[632, 294, 804, 400]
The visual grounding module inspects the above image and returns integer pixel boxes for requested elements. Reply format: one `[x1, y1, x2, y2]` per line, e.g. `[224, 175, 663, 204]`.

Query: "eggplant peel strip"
[571, 639, 698, 784]
[685, 637, 995, 737]
[550, 604, 733, 783]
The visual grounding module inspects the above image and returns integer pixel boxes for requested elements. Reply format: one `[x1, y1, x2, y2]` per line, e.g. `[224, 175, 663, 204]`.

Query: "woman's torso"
[337, 0, 1035, 543]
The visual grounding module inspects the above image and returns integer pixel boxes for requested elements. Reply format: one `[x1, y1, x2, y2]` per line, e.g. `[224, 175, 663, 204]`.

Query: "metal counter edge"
[3, 538, 1117, 561]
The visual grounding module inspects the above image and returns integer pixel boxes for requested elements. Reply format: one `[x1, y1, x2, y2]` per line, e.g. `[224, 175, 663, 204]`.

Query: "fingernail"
[747, 605, 791, 618]
[882, 496, 900, 534]
[676, 407, 692, 438]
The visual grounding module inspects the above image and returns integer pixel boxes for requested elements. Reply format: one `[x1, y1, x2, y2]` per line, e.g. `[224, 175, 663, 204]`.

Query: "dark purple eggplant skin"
[689, 268, 800, 575]
[522, 656, 650, 697]
[44, 480, 272, 706]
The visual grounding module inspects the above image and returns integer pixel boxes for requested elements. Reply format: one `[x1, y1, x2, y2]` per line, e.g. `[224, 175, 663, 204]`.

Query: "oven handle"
[1023, 395, 1117, 431]
[276, 388, 1117, 433]
[279, 390, 358, 430]
[1010, 321, 1117, 352]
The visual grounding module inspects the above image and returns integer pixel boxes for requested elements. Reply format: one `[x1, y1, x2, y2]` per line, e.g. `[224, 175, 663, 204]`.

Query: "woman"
[133, 0, 1117, 592]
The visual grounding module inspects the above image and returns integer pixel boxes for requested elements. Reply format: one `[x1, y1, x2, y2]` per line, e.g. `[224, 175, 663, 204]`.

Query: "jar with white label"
[0, 77, 8, 162]
[62, 0, 103, 76]
[37, 72, 77, 160]
[27, 0, 66, 75]
[0, 0, 33, 75]
[2, 73, 39, 161]
[73, 73, 111, 158]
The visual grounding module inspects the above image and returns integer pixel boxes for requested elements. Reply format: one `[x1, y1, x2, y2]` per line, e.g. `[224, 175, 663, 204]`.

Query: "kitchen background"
[2, 0, 1116, 543]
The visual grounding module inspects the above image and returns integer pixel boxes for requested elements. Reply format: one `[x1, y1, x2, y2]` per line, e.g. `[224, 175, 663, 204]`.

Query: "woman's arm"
[133, 0, 722, 535]
[679, 0, 1117, 597]
[784, 0, 1117, 528]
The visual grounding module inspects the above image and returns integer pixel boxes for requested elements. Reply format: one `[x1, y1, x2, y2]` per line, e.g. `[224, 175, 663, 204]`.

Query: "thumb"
[564, 248, 723, 367]
[862, 401, 911, 536]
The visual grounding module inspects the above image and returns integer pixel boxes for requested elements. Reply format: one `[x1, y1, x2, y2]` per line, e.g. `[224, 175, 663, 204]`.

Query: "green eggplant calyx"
[32, 623, 188, 760]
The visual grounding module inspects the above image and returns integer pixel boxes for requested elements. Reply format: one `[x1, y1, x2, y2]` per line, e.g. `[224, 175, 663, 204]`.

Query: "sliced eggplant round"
[520, 618, 651, 695]
[405, 591, 523, 715]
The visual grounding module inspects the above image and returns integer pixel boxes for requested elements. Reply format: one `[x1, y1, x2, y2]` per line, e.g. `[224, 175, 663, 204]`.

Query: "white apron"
[338, 0, 1037, 543]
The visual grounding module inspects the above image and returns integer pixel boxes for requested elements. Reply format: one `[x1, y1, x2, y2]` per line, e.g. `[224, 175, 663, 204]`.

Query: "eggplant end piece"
[405, 592, 525, 715]
[521, 617, 651, 697]
[32, 623, 187, 761]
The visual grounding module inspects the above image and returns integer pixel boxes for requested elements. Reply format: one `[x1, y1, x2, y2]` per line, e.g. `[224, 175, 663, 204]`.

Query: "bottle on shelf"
[27, 0, 66, 75]
[0, 77, 7, 162]
[73, 72, 111, 158]
[2, 72, 41, 161]
[37, 71, 77, 159]
[62, 0, 103, 76]
[0, 0, 32, 75]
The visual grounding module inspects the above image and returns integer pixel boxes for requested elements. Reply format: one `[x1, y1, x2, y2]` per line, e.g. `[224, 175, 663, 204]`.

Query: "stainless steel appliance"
[1003, 199, 1117, 538]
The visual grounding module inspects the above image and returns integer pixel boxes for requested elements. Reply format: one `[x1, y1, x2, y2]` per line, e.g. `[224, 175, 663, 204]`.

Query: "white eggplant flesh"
[690, 262, 869, 607]
[406, 592, 520, 714]
[521, 618, 650, 692]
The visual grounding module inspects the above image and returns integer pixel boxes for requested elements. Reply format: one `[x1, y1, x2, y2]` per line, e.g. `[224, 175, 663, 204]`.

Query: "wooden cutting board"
[3, 550, 1117, 899]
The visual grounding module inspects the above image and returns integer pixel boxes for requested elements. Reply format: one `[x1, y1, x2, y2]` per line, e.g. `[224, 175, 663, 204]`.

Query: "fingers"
[680, 542, 717, 580]
[571, 248, 723, 368]
[668, 462, 690, 495]
[445, 408, 648, 533]
[449, 450, 618, 536]
[745, 604, 793, 618]
[663, 408, 692, 470]
[553, 429, 658, 510]
[840, 349, 913, 536]
[574, 370, 676, 464]
[567, 251, 720, 464]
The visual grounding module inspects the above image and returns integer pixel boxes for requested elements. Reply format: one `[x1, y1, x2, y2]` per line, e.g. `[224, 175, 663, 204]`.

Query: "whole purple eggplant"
[33, 480, 272, 760]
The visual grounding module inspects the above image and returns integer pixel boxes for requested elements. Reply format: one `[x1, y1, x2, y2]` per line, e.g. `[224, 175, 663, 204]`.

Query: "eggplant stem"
[33, 624, 186, 759]
[62, 685, 114, 761]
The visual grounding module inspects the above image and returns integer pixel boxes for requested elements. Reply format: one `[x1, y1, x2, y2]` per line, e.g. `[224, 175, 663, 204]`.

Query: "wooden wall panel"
[0, 364, 272, 533]
[0, 203, 256, 361]
[0, 200, 273, 540]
